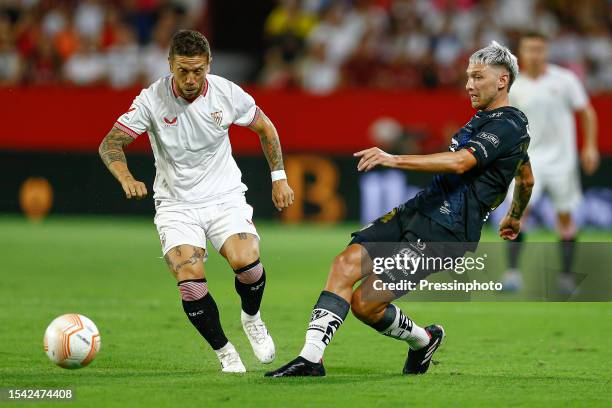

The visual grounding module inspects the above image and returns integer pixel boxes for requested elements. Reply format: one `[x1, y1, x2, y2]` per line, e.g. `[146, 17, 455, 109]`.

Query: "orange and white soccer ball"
[43, 314, 101, 369]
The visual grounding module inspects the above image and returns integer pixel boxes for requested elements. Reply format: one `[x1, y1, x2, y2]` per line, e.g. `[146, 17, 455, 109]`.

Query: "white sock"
[214, 341, 235, 356]
[299, 308, 345, 363]
[381, 305, 430, 350]
[241, 310, 261, 323]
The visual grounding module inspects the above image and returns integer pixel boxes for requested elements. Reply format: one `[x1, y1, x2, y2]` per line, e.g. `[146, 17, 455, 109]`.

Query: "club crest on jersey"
[211, 111, 223, 127]
[163, 116, 177, 127]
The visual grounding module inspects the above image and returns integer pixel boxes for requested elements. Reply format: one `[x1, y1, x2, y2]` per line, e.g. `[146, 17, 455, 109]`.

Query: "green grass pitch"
[0, 216, 611, 407]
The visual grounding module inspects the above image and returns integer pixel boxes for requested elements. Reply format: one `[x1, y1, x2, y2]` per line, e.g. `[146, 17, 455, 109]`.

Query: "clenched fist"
[272, 179, 294, 211]
[499, 214, 521, 240]
[120, 176, 148, 200]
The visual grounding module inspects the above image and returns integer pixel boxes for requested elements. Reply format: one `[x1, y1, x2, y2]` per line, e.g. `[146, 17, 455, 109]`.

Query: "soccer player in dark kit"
[266, 41, 534, 377]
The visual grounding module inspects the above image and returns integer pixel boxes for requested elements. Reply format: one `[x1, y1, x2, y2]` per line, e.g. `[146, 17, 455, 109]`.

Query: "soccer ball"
[43, 314, 101, 369]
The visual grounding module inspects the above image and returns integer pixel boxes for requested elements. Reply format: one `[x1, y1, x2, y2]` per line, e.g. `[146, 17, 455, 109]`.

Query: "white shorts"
[506, 167, 582, 213]
[154, 196, 259, 258]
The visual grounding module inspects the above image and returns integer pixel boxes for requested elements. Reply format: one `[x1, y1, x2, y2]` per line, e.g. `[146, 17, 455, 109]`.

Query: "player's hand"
[354, 147, 396, 172]
[119, 176, 148, 200]
[499, 214, 521, 240]
[272, 179, 294, 211]
[580, 145, 600, 176]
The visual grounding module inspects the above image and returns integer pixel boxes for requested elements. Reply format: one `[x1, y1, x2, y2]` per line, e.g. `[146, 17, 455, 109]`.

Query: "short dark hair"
[521, 30, 548, 42]
[169, 30, 211, 59]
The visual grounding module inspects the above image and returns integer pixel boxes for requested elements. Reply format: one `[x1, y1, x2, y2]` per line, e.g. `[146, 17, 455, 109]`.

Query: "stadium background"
[0, 0, 611, 226]
[1, 1, 611, 407]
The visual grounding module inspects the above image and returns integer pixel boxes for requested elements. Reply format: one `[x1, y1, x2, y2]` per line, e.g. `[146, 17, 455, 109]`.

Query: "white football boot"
[215, 342, 246, 373]
[501, 268, 523, 292]
[241, 311, 275, 364]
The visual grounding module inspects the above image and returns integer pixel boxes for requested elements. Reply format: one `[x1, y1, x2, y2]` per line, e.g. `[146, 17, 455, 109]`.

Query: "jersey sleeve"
[113, 91, 151, 139]
[230, 81, 260, 127]
[564, 71, 589, 111]
[463, 120, 522, 169]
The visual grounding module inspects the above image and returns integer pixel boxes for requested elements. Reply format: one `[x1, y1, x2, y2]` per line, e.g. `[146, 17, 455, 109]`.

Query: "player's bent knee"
[164, 245, 206, 281]
[174, 264, 205, 282]
[220, 234, 260, 270]
[329, 248, 362, 286]
[225, 246, 260, 270]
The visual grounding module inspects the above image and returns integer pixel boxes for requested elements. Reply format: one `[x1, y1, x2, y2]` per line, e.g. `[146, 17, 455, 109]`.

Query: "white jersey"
[510, 64, 588, 175]
[113, 74, 260, 208]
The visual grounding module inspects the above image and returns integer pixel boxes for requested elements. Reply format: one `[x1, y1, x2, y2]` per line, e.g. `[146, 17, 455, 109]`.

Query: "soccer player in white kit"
[98, 31, 294, 372]
[502, 32, 600, 293]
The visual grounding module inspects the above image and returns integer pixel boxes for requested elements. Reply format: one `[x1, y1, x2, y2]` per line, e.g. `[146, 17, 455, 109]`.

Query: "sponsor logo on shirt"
[413, 239, 427, 251]
[476, 132, 500, 147]
[163, 116, 177, 127]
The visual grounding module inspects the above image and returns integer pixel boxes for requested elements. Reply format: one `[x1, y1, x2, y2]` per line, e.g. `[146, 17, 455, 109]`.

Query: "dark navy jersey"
[407, 106, 530, 243]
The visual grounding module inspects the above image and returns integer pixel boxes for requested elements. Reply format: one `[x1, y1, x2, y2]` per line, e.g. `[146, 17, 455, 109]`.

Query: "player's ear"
[168, 56, 174, 73]
[498, 72, 509, 91]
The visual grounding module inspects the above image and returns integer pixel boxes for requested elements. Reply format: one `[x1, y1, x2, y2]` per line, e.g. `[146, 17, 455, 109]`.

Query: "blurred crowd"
[0, 0, 207, 87]
[1, 0, 611, 93]
[262, 0, 612, 93]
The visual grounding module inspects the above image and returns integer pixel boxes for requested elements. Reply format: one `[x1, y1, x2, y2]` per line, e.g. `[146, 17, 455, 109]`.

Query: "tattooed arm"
[499, 161, 534, 240]
[98, 127, 148, 199]
[248, 109, 294, 211]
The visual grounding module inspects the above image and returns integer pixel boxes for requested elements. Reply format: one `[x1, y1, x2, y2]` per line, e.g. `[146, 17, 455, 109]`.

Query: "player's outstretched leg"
[166, 245, 245, 373]
[557, 213, 578, 295]
[351, 279, 444, 375]
[265, 245, 362, 377]
[502, 231, 525, 291]
[221, 234, 275, 364]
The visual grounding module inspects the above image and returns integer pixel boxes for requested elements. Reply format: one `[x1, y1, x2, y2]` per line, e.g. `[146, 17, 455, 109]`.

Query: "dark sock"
[560, 237, 577, 274]
[234, 260, 266, 316]
[179, 279, 228, 350]
[507, 231, 525, 269]
[367, 304, 430, 349]
[368, 303, 397, 331]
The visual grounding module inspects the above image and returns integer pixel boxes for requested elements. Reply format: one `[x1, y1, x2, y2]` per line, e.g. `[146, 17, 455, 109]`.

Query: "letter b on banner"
[283, 155, 345, 223]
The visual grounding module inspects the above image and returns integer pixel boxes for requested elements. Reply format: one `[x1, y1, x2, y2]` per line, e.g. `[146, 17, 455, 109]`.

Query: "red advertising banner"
[1, 86, 610, 154]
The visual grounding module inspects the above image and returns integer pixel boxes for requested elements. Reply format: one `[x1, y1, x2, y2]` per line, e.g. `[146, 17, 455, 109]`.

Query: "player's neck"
[483, 93, 509, 111]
